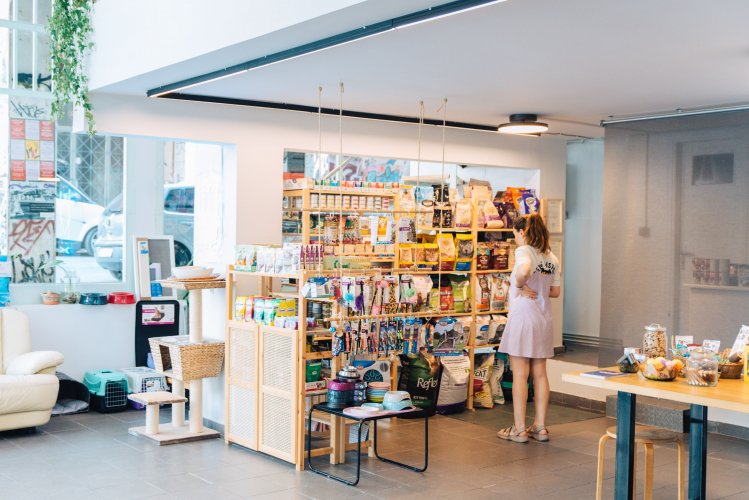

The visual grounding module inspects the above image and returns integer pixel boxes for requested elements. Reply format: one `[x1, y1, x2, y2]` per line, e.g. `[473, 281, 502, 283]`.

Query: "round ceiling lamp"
[497, 113, 548, 135]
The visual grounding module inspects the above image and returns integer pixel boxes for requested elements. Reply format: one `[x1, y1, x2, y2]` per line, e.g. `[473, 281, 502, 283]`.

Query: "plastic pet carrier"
[83, 370, 129, 413]
[120, 367, 169, 410]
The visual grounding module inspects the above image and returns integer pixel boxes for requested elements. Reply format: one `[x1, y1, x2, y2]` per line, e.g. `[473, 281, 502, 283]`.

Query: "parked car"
[55, 178, 104, 256]
[94, 185, 194, 279]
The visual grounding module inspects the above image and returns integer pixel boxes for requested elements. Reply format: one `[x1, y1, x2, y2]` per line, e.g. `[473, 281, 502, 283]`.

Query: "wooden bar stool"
[596, 425, 685, 500]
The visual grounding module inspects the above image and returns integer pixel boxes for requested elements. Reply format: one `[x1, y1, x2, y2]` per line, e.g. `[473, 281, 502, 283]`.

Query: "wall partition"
[600, 110, 749, 365]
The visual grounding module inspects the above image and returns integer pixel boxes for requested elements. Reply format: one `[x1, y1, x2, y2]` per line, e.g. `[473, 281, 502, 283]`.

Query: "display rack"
[282, 186, 517, 410]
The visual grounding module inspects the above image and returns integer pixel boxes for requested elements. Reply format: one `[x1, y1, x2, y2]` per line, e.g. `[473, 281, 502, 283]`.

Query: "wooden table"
[563, 369, 749, 500]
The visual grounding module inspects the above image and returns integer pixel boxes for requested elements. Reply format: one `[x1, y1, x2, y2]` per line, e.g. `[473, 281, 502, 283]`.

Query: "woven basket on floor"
[149, 336, 225, 382]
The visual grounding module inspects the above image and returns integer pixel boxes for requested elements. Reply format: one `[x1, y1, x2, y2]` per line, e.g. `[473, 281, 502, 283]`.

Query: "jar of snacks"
[642, 323, 667, 358]
[685, 348, 719, 387]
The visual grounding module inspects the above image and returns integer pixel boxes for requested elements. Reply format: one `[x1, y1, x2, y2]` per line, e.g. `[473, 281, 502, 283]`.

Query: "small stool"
[128, 391, 188, 435]
[596, 425, 685, 500]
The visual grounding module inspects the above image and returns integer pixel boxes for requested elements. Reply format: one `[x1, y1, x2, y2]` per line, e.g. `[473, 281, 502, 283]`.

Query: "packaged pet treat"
[449, 275, 471, 313]
[454, 199, 472, 228]
[399, 244, 414, 268]
[521, 189, 539, 214]
[476, 275, 490, 311]
[490, 273, 507, 311]
[235, 296, 248, 321]
[455, 234, 474, 271]
[439, 280, 454, 311]
[476, 243, 492, 270]
[273, 247, 285, 274]
[244, 298, 255, 322]
[398, 217, 417, 243]
[413, 275, 433, 308]
[488, 315, 507, 344]
[475, 315, 490, 345]
[433, 202, 453, 228]
[433, 185, 450, 203]
[400, 275, 418, 304]
[438, 234, 456, 271]
[493, 243, 509, 270]
[428, 289, 441, 311]
[479, 199, 503, 228]
[413, 244, 426, 264]
[417, 199, 434, 228]
[422, 243, 439, 270]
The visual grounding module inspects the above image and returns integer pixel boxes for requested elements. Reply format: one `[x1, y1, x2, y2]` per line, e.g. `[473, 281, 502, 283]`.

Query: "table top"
[563, 368, 749, 413]
[312, 403, 426, 421]
[128, 391, 187, 405]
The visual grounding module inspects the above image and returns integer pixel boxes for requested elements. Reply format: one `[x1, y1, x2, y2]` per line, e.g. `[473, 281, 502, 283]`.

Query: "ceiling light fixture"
[497, 113, 549, 135]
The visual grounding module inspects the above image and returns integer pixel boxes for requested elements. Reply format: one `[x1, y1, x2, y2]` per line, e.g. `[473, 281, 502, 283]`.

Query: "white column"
[145, 404, 159, 435]
[189, 289, 203, 343]
[172, 379, 185, 427]
[189, 379, 203, 433]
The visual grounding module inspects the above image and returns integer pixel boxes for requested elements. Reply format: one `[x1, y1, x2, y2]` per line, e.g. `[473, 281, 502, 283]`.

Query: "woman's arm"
[549, 286, 561, 298]
[514, 262, 532, 288]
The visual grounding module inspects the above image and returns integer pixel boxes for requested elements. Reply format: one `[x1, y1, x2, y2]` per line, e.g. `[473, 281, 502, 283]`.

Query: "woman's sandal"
[497, 426, 529, 443]
[527, 425, 549, 442]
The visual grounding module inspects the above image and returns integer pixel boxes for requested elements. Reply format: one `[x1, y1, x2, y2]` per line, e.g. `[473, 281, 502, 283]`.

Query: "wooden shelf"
[474, 269, 511, 274]
[307, 188, 397, 197]
[475, 309, 509, 315]
[324, 310, 474, 321]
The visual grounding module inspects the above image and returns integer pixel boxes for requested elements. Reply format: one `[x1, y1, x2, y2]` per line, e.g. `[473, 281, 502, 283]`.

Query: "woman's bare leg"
[530, 358, 550, 430]
[509, 355, 530, 430]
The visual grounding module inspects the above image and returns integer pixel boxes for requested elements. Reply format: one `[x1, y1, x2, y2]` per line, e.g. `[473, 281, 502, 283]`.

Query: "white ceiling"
[99, 0, 749, 138]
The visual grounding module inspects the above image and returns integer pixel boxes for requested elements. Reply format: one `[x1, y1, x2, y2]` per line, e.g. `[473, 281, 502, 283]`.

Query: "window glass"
[35, 32, 50, 92]
[15, 0, 32, 23]
[164, 187, 194, 213]
[0, 28, 9, 88]
[36, 0, 51, 24]
[13, 29, 32, 90]
[0, 0, 11, 20]
[56, 129, 125, 283]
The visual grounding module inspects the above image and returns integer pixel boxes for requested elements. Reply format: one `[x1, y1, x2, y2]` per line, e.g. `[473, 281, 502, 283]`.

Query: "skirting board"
[129, 422, 220, 445]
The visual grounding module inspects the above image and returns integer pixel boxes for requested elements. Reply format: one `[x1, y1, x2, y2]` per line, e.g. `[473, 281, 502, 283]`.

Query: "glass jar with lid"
[642, 324, 667, 358]
[685, 348, 719, 387]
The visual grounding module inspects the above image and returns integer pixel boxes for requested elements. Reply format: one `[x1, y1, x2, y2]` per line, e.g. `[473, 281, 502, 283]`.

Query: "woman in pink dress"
[497, 213, 561, 443]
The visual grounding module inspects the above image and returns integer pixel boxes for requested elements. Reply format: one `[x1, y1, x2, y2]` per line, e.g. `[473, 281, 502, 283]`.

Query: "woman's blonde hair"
[513, 213, 550, 253]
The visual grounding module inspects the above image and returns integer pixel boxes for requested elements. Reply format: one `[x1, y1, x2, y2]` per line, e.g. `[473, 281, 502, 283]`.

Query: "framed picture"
[541, 198, 564, 234]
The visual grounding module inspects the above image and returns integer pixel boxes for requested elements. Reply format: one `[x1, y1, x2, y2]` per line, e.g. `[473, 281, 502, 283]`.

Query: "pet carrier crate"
[83, 370, 129, 413]
[120, 367, 169, 410]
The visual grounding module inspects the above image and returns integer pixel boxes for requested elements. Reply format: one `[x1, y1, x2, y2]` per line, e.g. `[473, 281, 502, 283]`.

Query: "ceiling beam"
[146, 0, 504, 97]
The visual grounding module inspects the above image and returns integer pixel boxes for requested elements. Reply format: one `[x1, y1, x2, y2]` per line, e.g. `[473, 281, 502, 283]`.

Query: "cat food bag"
[454, 199, 472, 228]
[449, 275, 471, 313]
[399, 244, 414, 268]
[398, 352, 442, 416]
[234, 296, 248, 321]
[455, 234, 474, 271]
[476, 243, 492, 270]
[417, 199, 434, 228]
[475, 315, 490, 346]
[490, 273, 507, 311]
[473, 354, 495, 409]
[422, 243, 439, 270]
[437, 234, 456, 271]
[488, 315, 507, 344]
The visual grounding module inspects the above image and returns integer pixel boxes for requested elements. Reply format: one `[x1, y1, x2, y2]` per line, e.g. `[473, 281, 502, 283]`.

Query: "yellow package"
[399, 244, 414, 268]
[421, 243, 439, 270]
[235, 296, 248, 321]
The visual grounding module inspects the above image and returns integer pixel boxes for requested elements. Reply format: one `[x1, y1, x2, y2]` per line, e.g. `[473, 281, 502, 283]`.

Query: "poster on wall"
[9, 182, 56, 219]
[7, 115, 54, 181]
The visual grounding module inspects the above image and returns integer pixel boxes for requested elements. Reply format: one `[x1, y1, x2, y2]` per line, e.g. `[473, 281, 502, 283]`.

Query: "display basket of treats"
[638, 356, 683, 381]
[718, 349, 744, 379]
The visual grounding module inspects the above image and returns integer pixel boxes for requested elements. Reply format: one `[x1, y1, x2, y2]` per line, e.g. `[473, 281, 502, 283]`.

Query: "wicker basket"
[719, 362, 744, 379]
[149, 335, 225, 382]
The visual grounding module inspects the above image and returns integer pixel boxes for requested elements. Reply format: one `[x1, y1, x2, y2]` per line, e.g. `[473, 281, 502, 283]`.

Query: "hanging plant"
[48, 0, 97, 135]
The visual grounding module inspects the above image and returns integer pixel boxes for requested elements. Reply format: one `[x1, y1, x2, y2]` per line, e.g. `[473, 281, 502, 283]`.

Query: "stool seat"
[597, 425, 685, 500]
[128, 391, 187, 405]
[605, 425, 682, 443]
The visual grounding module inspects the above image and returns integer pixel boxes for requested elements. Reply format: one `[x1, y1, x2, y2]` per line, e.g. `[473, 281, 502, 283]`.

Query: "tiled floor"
[1, 406, 748, 499]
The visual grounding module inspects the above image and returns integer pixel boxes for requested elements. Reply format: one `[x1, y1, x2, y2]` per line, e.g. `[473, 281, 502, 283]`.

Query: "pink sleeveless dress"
[498, 246, 560, 359]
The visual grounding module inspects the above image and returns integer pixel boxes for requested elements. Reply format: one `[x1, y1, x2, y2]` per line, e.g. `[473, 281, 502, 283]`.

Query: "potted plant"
[48, 0, 97, 135]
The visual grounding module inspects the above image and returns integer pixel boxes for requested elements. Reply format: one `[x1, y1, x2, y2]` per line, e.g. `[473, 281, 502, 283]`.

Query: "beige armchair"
[0, 309, 64, 431]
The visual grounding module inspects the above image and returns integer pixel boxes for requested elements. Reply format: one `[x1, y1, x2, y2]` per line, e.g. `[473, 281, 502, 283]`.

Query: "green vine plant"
[48, 0, 97, 136]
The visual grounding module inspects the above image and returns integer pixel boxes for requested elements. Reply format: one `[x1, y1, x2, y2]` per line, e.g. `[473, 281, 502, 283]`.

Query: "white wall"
[89, 93, 568, 424]
[563, 139, 604, 338]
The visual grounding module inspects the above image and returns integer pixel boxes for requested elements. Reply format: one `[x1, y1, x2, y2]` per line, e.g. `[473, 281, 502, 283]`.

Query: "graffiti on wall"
[309, 154, 407, 183]
[9, 219, 55, 283]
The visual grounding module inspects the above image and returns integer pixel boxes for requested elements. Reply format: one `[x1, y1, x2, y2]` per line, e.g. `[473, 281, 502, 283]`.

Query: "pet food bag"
[436, 355, 471, 414]
[398, 352, 442, 416]
[473, 354, 495, 408]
